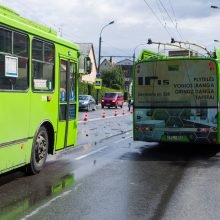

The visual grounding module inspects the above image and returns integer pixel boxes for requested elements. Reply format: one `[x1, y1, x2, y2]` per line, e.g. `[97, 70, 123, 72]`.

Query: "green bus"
[133, 49, 219, 144]
[0, 6, 91, 174]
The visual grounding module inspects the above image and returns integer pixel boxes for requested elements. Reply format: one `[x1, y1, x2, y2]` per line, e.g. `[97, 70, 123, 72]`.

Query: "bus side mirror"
[79, 54, 92, 75]
[84, 56, 92, 74]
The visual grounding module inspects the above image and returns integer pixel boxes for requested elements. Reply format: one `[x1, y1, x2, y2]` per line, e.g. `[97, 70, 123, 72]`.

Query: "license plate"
[167, 135, 184, 141]
[161, 135, 189, 142]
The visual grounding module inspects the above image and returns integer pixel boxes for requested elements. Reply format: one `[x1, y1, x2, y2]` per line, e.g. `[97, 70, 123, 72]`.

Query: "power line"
[158, 0, 176, 27]
[102, 40, 130, 55]
[169, 0, 177, 23]
[167, 0, 184, 40]
[143, 0, 173, 37]
[156, 0, 166, 23]
[158, 0, 184, 40]
[155, 0, 176, 39]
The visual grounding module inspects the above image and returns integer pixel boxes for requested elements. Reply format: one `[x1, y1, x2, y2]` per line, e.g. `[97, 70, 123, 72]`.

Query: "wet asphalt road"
[1, 106, 220, 220]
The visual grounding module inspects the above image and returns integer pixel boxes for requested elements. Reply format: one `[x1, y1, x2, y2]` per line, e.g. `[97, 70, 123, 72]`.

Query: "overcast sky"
[1, 0, 220, 62]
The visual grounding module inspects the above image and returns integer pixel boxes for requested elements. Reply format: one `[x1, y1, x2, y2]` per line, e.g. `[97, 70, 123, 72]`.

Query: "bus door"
[56, 58, 77, 150]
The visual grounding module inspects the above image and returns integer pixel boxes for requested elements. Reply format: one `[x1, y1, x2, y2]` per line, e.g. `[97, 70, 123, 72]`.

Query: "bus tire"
[27, 126, 49, 175]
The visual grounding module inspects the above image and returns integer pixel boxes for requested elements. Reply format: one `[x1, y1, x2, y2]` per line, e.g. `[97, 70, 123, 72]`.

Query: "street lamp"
[211, 5, 220, 9]
[133, 43, 147, 65]
[96, 20, 114, 104]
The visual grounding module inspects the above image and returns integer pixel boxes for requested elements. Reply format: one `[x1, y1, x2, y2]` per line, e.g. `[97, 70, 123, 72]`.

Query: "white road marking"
[75, 145, 109, 160]
[21, 183, 83, 219]
[114, 136, 132, 144]
[75, 134, 132, 160]
[21, 190, 72, 219]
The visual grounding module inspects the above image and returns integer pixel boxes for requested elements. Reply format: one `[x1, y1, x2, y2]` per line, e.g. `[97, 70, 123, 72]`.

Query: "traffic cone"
[114, 110, 118, 116]
[83, 112, 88, 121]
[122, 109, 126, 115]
[130, 109, 133, 114]
[102, 110, 106, 118]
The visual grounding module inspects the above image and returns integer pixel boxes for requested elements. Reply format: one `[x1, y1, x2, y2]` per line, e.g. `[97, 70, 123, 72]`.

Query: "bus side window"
[32, 39, 54, 92]
[70, 62, 76, 102]
[60, 88, 66, 102]
[0, 28, 28, 91]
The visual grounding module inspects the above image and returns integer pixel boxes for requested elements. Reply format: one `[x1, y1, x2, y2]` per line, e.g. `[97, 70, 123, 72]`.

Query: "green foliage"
[101, 66, 124, 89]
[79, 81, 122, 102]
[79, 81, 88, 95]
[111, 84, 121, 90]
[124, 91, 129, 100]
[87, 83, 92, 95]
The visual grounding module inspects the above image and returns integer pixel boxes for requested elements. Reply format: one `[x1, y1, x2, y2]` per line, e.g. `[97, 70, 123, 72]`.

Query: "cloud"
[0, 0, 220, 58]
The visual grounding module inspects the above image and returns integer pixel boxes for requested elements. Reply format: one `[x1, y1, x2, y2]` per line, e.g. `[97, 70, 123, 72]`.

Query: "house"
[99, 58, 114, 72]
[116, 59, 133, 93]
[77, 43, 97, 84]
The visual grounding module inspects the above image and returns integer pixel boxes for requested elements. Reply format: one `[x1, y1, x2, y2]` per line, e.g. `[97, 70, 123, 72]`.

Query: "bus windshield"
[104, 93, 117, 98]
[135, 59, 217, 108]
[79, 95, 89, 100]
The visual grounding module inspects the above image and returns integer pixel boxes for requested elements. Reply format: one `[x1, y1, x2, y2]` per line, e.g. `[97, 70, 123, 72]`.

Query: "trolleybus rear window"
[135, 59, 217, 108]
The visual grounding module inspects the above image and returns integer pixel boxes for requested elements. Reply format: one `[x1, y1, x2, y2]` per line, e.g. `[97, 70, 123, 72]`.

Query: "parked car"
[101, 92, 124, 108]
[79, 95, 96, 111]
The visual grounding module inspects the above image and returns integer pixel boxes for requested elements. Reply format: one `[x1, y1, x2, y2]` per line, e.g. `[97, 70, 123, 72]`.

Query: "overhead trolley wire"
[168, 0, 185, 40]
[168, 0, 177, 23]
[155, 0, 176, 39]
[158, 0, 184, 40]
[102, 40, 130, 55]
[143, 0, 173, 38]
[158, 0, 176, 27]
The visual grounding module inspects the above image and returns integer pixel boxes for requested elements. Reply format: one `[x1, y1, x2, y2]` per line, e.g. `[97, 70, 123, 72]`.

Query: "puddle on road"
[0, 174, 75, 220]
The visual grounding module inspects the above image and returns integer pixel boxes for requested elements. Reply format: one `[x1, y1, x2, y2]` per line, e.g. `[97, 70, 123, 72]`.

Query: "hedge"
[79, 81, 124, 103]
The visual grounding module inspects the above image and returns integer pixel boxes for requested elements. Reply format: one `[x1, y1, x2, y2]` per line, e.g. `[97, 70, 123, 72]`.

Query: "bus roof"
[137, 49, 165, 61]
[137, 48, 220, 63]
[0, 5, 78, 51]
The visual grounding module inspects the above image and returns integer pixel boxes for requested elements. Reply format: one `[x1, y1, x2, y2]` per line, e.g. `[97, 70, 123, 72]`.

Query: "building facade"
[78, 43, 97, 84]
[116, 59, 133, 93]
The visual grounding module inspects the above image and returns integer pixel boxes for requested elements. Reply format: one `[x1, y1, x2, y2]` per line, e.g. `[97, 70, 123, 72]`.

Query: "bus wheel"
[27, 126, 49, 175]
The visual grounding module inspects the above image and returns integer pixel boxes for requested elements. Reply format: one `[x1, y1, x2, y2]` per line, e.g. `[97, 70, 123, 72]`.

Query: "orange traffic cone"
[114, 110, 118, 116]
[122, 109, 126, 115]
[130, 108, 133, 114]
[83, 112, 88, 121]
[102, 110, 106, 118]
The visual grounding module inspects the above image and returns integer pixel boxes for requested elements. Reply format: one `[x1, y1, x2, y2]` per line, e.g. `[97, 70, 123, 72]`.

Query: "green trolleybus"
[133, 48, 219, 144]
[0, 6, 91, 174]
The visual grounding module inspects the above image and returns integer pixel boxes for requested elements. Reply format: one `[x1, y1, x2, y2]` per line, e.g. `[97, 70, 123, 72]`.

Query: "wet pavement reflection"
[1, 109, 220, 219]
[0, 112, 132, 220]
[0, 171, 75, 220]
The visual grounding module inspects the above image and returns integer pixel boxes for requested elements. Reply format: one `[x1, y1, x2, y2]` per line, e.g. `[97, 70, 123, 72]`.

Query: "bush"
[79, 81, 123, 103]
[124, 91, 129, 100]
[111, 84, 121, 90]
[79, 81, 88, 95]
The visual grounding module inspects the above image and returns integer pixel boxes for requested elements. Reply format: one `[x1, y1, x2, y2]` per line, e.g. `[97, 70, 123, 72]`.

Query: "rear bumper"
[133, 127, 218, 144]
[79, 104, 88, 110]
[102, 102, 117, 107]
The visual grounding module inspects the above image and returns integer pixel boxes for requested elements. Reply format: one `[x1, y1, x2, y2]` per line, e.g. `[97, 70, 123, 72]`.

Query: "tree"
[101, 66, 124, 90]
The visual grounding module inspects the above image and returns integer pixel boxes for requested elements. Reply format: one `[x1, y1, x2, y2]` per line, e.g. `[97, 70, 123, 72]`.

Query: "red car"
[101, 92, 124, 108]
